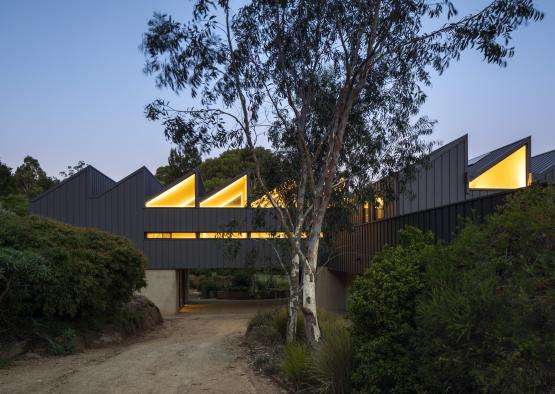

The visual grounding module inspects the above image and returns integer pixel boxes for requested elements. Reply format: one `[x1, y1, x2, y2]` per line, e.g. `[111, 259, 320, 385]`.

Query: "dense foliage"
[247, 306, 354, 393]
[155, 146, 202, 186]
[349, 227, 434, 393]
[349, 186, 555, 393]
[0, 209, 147, 344]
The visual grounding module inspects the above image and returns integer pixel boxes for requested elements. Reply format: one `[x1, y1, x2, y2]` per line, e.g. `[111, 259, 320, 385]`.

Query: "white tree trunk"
[302, 245, 321, 344]
[286, 254, 300, 343]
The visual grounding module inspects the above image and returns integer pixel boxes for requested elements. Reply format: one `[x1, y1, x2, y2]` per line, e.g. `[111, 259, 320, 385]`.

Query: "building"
[30, 135, 555, 313]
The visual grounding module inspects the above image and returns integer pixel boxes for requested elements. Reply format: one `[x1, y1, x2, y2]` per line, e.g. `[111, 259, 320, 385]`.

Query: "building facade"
[30, 135, 555, 313]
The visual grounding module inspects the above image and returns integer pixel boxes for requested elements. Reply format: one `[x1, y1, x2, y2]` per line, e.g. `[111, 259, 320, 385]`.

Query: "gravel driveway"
[0, 300, 285, 394]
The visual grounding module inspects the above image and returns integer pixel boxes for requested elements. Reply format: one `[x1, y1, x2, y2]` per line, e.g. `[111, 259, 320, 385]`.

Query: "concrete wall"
[138, 270, 179, 315]
[316, 268, 354, 312]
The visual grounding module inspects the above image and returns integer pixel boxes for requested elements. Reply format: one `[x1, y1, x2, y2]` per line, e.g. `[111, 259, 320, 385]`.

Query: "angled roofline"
[89, 166, 152, 199]
[30, 165, 104, 203]
[429, 134, 468, 161]
[467, 136, 531, 181]
[144, 168, 205, 207]
[531, 148, 555, 175]
[198, 171, 250, 207]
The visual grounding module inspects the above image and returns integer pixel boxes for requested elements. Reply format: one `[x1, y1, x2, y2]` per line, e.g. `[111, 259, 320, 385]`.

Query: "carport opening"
[179, 268, 289, 313]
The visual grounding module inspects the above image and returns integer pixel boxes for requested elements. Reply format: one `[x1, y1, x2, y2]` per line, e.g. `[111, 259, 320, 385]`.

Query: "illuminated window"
[251, 189, 287, 208]
[145, 231, 322, 239]
[375, 197, 384, 220]
[145, 233, 171, 239]
[363, 202, 370, 223]
[146, 174, 196, 208]
[171, 232, 197, 239]
[200, 175, 248, 208]
[199, 232, 248, 239]
[469, 146, 527, 190]
[145, 232, 197, 239]
[250, 232, 288, 238]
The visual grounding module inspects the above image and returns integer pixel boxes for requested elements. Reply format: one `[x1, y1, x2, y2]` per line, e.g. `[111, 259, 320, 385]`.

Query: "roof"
[531, 148, 555, 175]
[30, 165, 159, 202]
[429, 134, 468, 161]
[467, 136, 530, 180]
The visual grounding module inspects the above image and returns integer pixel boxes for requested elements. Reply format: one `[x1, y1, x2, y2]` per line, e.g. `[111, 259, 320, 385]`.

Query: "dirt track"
[0, 301, 285, 394]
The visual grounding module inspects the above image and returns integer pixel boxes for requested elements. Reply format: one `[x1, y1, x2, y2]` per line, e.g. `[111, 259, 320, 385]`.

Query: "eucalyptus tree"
[142, 0, 542, 344]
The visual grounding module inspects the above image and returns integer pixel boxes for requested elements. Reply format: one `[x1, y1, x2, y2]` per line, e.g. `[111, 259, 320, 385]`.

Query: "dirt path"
[0, 301, 285, 394]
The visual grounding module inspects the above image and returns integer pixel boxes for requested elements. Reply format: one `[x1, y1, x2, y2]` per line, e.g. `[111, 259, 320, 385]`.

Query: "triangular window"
[469, 146, 527, 190]
[145, 174, 196, 207]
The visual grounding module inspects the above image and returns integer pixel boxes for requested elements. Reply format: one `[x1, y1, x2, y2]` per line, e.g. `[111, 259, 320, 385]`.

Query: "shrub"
[198, 276, 219, 298]
[0, 194, 28, 216]
[45, 328, 76, 356]
[348, 226, 434, 393]
[0, 210, 147, 344]
[282, 342, 311, 389]
[349, 186, 555, 393]
[416, 185, 555, 393]
[311, 321, 355, 394]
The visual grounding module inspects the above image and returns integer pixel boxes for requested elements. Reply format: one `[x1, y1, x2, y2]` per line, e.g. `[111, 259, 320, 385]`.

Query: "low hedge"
[349, 185, 555, 393]
[0, 209, 146, 343]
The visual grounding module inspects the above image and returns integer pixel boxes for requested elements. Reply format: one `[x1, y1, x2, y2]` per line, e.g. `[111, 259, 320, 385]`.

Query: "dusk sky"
[1, 1, 553, 181]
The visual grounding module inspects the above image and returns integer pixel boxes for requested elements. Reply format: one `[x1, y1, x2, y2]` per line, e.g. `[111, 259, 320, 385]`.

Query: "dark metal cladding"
[531, 148, 555, 183]
[30, 166, 282, 270]
[328, 190, 514, 274]
[396, 134, 469, 216]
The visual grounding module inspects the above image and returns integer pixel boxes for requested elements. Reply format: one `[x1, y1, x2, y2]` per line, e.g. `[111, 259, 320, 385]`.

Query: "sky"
[0, 0, 553, 181]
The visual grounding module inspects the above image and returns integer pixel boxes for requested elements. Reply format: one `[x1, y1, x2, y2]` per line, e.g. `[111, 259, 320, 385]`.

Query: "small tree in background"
[155, 146, 202, 186]
[59, 160, 87, 179]
[13, 156, 57, 198]
[142, 0, 543, 343]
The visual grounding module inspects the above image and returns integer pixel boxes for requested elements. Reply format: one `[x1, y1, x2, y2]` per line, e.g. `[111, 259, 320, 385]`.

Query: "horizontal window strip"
[144, 232, 323, 239]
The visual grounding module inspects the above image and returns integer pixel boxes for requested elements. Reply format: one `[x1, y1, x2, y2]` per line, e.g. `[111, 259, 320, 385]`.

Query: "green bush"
[282, 342, 311, 389]
[349, 186, 555, 393]
[311, 320, 355, 394]
[198, 276, 220, 297]
[0, 194, 28, 216]
[416, 185, 555, 393]
[348, 226, 434, 393]
[0, 210, 147, 344]
[45, 328, 76, 356]
[248, 306, 354, 392]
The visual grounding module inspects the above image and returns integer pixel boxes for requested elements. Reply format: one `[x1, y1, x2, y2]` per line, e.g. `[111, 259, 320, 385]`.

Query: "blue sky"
[0, 1, 553, 180]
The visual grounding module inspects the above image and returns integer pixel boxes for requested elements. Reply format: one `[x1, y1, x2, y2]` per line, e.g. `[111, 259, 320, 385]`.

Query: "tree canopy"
[143, 0, 543, 343]
[155, 147, 202, 186]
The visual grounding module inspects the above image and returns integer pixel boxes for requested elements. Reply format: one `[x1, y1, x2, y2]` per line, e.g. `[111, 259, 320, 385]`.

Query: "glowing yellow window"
[199, 232, 248, 239]
[363, 202, 370, 223]
[250, 232, 288, 238]
[146, 174, 196, 207]
[251, 185, 290, 208]
[145, 233, 171, 239]
[469, 146, 527, 190]
[375, 197, 384, 220]
[200, 175, 247, 208]
[171, 233, 197, 239]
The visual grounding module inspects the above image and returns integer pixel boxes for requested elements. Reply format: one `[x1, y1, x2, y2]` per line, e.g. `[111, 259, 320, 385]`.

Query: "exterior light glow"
[145, 233, 171, 239]
[199, 232, 247, 239]
[146, 174, 196, 208]
[200, 175, 247, 208]
[469, 146, 527, 190]
[250, 232, 288, 238]
[251, 189, 287, 208]
[171, 232, 197, 239]
[375, 197, 384, 220]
